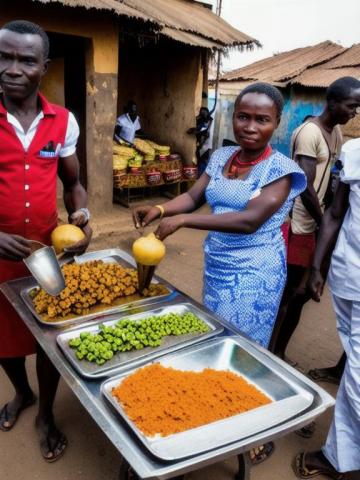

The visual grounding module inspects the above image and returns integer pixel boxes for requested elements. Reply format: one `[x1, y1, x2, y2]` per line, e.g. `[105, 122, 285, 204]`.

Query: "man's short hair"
[1, 20, 49, 59]
[326, 77, 360, 103]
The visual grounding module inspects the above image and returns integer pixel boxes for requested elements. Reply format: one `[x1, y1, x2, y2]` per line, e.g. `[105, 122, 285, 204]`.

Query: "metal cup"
[136, 262, 156, 295]
[23, 246, 66, 296]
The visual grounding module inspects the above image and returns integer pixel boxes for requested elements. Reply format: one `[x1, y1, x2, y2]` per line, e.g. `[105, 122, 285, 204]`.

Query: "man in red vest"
[0, 20, 92, 462]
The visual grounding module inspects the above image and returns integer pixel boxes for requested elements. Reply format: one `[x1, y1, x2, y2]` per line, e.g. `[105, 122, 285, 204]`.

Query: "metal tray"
[102, 336, 314, 461]
[57, 303, 224, 379]
[20, 248, 175, 327]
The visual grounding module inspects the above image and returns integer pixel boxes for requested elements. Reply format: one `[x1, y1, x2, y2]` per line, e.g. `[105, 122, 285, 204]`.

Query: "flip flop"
[295, 422, 316, 438]
[308, 368, 341, 385]
[42, 431, 67, 463]
[249, 442, 275, 465]
[0, 396, 36, 432]
[36, 419, 68, 463]
[293, 452, 344, 479]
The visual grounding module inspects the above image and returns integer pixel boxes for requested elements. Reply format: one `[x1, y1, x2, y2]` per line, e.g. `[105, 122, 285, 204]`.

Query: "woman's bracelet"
[154, 204, 165, 219]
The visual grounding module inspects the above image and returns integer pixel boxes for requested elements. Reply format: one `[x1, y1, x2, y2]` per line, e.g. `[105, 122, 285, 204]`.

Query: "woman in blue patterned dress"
[133, 83, 306, 349]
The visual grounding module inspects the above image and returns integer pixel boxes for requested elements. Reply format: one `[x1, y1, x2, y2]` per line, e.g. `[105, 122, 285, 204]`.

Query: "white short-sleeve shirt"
[7, 110, 79, 157]
[328, 138, 360, 300]
[116, 113, 141, 143]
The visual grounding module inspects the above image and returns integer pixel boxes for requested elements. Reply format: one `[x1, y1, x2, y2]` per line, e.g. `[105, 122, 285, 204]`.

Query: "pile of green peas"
[68, 312, 210, 366]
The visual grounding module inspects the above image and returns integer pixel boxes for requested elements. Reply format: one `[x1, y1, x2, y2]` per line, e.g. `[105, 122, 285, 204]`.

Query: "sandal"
[295, 422, 316, 438]
[0, 396, 36, 432]
[36, 418, 67, 463]
[308, 368, 341, 385]
[293, 452, 344, 479]
[249, 441, 275, 465]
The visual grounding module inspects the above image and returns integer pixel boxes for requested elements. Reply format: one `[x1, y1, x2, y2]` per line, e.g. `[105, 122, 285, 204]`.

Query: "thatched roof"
[220, 41, 345, 86]
[33, 0, 258, 50]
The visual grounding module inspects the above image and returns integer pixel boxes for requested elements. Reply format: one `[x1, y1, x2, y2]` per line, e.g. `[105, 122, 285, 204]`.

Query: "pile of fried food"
[32, 260, 168, 319]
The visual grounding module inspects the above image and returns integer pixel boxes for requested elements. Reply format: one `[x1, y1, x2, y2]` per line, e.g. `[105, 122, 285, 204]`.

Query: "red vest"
[0, 94, 70, 357]
[0, 93, 69, 242]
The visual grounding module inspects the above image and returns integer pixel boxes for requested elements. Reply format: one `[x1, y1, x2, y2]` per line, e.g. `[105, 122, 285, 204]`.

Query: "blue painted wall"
[269, 87, 325, 156]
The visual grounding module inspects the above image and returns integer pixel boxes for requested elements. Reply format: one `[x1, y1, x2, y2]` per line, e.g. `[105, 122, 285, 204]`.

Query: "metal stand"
[119, 455, 249, 480]
[235, 454, 250, 480]
[119, 459, 185, 480]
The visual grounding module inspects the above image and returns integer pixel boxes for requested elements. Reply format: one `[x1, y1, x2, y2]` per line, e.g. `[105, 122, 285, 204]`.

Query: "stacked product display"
[113, 138, 197, 189]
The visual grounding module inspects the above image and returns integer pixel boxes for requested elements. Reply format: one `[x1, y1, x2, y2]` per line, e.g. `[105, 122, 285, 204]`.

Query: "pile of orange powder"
[111, 363, 272, 437]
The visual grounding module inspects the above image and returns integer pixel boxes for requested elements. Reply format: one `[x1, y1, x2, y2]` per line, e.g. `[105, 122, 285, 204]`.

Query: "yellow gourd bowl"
[51, 224, 85, 254]
[132, 232, 166, 266]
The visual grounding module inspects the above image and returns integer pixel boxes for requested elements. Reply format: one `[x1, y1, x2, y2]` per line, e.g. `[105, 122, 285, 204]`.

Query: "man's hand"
[0, 232, 31, 261]
[69, 209, 88, 227]
[155, 215, 185, 241]
[132, 206, 161, 229]
[64, 223, 92, 255]
[307, 267, 325, 302]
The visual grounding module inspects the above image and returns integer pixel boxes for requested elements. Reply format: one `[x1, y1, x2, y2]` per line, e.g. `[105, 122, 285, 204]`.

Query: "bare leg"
[35, 345, 67, 462]
[0, 356, 35, 431]
[269, 264, 307, 358]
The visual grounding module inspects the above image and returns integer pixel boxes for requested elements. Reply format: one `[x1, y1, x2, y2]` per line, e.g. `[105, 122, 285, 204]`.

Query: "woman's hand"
[132, 206, 161, 229]
[0, 232, 31, 261]
[64, 224, 92, 255]
[306, 267, 324, 302]
[155, 215, 185, 241]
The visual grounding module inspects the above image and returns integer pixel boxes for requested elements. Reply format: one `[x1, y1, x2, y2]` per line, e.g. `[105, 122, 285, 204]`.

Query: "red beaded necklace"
[228, 145, 272, 178]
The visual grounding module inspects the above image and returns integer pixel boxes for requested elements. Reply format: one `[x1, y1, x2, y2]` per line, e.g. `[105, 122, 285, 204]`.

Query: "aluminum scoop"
[24, 243, 66, 296]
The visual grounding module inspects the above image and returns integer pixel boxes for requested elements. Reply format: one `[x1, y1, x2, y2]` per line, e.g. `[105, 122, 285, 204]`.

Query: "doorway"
[46, 32, 87, 188]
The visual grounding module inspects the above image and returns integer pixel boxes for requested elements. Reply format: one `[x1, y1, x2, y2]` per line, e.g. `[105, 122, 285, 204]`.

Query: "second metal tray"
[57, 303, 224, 379]
[20, 248, 175, 327]
[102, 336, 314, 461]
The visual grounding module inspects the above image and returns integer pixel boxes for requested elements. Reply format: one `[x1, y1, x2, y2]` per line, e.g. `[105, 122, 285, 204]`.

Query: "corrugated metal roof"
[122, 0, 256, 47]
[35, 0, 151, 22]
[220, 41, 345, 84]
[32, 0, 258, 50]
[291, 66, 360, 88]
[321, 43, 360, 69]
[161, 27, 223, 49]
[290, 43, 360, 87]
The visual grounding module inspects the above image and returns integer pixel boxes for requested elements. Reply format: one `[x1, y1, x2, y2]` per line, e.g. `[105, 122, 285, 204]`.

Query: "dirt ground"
[0, 202, 343, 480]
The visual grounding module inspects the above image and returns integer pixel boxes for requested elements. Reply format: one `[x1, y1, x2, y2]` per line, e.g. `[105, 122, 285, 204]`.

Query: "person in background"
[114, 100, 142, 144]
[0, 20, 92, 461]
[294, 137, 360, 480]
[187, 106, 214, 175]
[133, 82, 307, 465]
[269, 77, 360, 366]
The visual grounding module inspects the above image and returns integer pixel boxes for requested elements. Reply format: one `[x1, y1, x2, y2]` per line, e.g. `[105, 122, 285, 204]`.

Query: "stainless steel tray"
[57, 303, 224, 379]
[102, 336, 315, 461]
[20, 248, 176, 328]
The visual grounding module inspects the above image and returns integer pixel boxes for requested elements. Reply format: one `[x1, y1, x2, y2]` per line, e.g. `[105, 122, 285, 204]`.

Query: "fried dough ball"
[33, 260, 143, 319]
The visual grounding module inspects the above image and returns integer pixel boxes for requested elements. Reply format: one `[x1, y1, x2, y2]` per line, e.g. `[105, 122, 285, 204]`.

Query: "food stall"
[113, 139, 197, 206]
[1, 248, 334, 480]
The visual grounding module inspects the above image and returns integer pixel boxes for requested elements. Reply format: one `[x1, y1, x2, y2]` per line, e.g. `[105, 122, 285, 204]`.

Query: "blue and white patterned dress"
[203, 146, 307, 347]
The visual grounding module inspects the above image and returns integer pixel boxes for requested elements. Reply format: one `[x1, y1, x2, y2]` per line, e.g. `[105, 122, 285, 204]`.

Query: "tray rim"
[20, 248, 176, 328]
[100, 336, 316, 461]
[56, 302, 224, 379]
